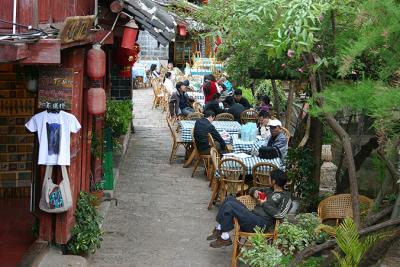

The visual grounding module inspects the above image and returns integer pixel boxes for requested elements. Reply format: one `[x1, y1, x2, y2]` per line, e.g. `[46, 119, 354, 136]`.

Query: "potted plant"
[90, 181, 104, 207]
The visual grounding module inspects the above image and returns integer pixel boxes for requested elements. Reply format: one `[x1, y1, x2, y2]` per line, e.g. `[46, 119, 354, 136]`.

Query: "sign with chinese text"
[58, 15, 95, 44]
[38, 68, 74, 110]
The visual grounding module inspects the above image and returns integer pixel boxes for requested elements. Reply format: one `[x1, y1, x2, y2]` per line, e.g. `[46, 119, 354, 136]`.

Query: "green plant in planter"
[276, 220, 312, 254]
[92, 181, 104, 191]
[67, 192, 103, 255]
[105, 100, 133, 149]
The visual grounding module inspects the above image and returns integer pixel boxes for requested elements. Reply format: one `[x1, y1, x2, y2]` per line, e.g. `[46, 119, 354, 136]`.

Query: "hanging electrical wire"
[0, 18, 49, 43]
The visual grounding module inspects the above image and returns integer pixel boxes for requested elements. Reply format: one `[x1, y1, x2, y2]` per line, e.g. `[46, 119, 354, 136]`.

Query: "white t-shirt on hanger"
[25, 110, 81, 166]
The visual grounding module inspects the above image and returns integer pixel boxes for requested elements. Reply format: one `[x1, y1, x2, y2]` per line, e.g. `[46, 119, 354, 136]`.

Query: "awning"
[123, 0, 177, 46]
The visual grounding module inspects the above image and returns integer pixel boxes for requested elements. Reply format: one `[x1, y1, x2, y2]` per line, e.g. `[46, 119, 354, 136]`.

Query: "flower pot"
[90, 190, 104, 206]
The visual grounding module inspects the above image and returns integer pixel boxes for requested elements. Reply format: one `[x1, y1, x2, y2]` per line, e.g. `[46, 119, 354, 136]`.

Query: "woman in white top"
[163, 71, 174, 94]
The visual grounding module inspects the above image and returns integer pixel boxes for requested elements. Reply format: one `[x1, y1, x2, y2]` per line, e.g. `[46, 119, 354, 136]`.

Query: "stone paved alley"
[90, 88, 231, 267]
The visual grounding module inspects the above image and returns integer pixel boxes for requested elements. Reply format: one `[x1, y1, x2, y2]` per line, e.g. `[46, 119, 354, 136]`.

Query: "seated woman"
[207, 169, 292, 248]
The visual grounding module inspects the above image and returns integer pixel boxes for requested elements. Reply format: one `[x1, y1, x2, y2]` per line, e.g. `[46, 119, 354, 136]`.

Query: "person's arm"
[210, 124, 226, 149]
[243, 98, 252, 108]
[272, 134, 288, 158]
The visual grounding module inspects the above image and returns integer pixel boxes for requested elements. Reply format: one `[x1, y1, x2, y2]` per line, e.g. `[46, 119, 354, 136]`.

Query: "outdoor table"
[231, 135, 268, 153]
[221, 154, 284, 175]
[179, 120, 241, 143]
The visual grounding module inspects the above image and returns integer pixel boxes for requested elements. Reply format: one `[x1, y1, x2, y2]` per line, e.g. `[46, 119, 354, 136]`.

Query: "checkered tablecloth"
[231, 136, 269, 153]
[220, 155, 284, 175]
[179, 120, 241, 143]
[187, 92, 205, 105]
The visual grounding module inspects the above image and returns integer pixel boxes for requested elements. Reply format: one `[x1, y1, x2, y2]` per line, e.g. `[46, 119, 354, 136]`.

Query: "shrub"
[67, 192, 103, 255]
[276, 220, 313, 254]
[237, 86, 257, 106]
[105, 100, 133, 137]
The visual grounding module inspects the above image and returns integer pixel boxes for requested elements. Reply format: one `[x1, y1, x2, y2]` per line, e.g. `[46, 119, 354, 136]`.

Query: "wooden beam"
[0, 43, 29, 62]
[21, 39, 61, 64]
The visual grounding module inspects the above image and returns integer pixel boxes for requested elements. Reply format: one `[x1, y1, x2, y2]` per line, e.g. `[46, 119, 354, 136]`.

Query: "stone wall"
[137, 31, 169, 61]
[110, 65, 132, 100]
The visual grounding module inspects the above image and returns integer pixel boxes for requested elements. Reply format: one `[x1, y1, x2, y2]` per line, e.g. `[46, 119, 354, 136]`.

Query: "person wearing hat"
[233, 89, 252, 109]
[169, 81, 195, 117]
[261, 119, 288, 159]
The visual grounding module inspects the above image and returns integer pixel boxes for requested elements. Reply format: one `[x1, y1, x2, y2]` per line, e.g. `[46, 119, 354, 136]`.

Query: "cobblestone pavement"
[90, 88, 231, 267]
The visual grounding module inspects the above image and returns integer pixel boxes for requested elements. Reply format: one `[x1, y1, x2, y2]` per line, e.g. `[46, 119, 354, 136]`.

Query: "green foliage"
[333, 218, 383, 267]
[295, 213, 321, 237]
[237, 86, 256, 105]
[322, 124, 336, 144]
[371, 153, 386, 184]
[276, 220, 312, 254]
[92, 181, 104, 192]
[240, 227, 283, 267]
[91, 133, 102, 159]
[67, 192, 103, 255]
[255, 80, 287, 111]
[105, 100, 133, 138]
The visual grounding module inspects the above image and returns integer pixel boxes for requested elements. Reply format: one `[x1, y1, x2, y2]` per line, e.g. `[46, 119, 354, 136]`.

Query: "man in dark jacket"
[233, 89, 252, 109]
[207, 169, 292, 248]
[169, 81, 194, 117]
[224, 96, 246, 123]
[194, 110, 227, 155]
[203, 93, 223, 115]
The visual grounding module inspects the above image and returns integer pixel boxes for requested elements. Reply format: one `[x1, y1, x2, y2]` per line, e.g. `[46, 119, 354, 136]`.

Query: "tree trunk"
[325, 114, 361, 226]
[285, 81, 295, 129]
[335, 115, 353, 191]
[355, 114, 365, 154]
[271, 79, 280, 119]
[310, 118, 322, 187]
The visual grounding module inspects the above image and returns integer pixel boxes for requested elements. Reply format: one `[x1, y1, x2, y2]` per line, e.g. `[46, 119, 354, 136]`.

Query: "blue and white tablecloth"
[179, 120, 241, 143]
[187, 92, 205, 104]
[220, 155, 284, 175]
[231, 136, 268, 153]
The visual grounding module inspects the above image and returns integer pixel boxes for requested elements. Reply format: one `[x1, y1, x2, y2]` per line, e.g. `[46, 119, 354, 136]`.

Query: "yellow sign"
[58, 15, 95, 44]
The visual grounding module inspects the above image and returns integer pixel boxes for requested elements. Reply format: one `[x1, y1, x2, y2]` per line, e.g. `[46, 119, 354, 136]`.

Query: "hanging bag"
[39, 165, 73, 213]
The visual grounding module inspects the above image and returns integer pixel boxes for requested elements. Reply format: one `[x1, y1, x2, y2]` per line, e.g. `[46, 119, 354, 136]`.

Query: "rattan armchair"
[231, 195, 280, 267]
[208, 147, 220, 209]
[215, 112, 234, 121]
[252, 162, 279, 187]
[166, 118, 188, 164]
[152, 83, 164, 109]
[187, 112, 204, 120]
[193, 101, 203, 113]
[317, 194, 373, 225]
[240, 109, 258, 124]
[191, 131, 212, 180]
[218, 158, 248, 203]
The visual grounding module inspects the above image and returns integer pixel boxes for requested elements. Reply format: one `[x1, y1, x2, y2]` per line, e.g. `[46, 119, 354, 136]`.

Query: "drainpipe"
[94, 0, 98, 26]
[12, 0, 17, 34]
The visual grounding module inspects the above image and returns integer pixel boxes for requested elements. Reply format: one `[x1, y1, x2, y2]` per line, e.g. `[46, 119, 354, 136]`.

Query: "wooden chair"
[208, 133, 217, 150]
[187, 112, 204, 120]
[231, 195, 280, 267]
[193, 101, 203, 113]
[252, 162, 279, 187]
[215, 112, 234, 121]
[208, 147, 221, 209]
[240, 109, 258, 124]
[317, 194, 373, 226]
[218, 158, 248, 203]
[191, 131, 212, 179]
[152, 84, 164, 109]
[281, 126, 291, 145]
[166, 118, 188, 164]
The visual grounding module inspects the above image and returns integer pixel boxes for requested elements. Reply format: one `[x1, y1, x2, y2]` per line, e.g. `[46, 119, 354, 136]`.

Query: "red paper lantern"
[87, 44, 106, 80]
[87, 87, 106, 115]
[178, 24, 187, 37]
[121, 20, 139, 50]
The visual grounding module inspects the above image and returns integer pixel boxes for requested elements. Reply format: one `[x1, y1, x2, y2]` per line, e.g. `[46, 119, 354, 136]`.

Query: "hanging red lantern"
[178, 24, 187, 37]
[121, 20, 139, 50]
[87, 44, 106, 80]
[87, 87, 106, 115]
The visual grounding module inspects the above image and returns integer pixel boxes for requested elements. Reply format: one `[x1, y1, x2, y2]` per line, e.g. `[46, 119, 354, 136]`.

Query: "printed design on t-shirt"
[49, 186, 64, 208]
[46, 123, 61, 155]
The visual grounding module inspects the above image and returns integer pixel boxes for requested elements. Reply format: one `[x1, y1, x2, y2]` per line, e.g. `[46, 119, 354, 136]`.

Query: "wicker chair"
[193, 101, 203, 113]
[231, 195, 280, 267]
[240, 109, 258, 124]
[317, 194, 373, 225]
[187, 112, 204, 120]
[215, 112, 234, 121]
[166, 118, 188, 164]
[208, 147, 221, 209]
[152, 84, 164, 109]
[252, 162, 279, 187]
[191, 131, 212, 179]
[281, 126, 291, 145]
[218, 158, 248, 203]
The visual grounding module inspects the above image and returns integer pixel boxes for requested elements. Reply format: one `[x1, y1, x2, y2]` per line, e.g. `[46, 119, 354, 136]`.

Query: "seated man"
[257, 110, 271, 139]
[224, 96, 246, 123]
[203, 93, 223, 115]
[233, 89, 252, 109]
[259, 119, 288, 159]
[207, 169, 292, 248]
[194, 110, 227, 155]
[169, 81, 195, 117]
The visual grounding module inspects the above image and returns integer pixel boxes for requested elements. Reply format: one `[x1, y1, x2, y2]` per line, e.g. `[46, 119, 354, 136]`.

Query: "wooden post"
[285, 81, 294, 129]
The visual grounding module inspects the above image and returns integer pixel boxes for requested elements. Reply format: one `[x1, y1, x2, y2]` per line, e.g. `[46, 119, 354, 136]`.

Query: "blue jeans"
[216, 196, 270, 232]
[180, 107, 195, 116]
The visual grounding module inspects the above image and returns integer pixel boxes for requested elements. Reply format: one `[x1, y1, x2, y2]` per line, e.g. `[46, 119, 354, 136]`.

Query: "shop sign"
[58, 15, 95, 44]
[38, 68, 74, 110]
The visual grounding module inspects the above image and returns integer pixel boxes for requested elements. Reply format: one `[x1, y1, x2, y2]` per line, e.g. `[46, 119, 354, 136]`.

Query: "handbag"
[39, 165, 73, 213]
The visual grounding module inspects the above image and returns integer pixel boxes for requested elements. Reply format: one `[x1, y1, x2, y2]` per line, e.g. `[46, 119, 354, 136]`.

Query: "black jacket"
[204, 100, 223, 115]
[194, 118, 227, 153]
[227, 103, 246, 123]
[236, 97, 252, 109]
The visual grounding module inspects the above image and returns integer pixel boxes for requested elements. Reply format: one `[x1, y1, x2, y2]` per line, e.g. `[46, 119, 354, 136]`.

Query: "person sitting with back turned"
[169, 81, 195, 117]
[194, 110, 227, 155]
[207, 169, 292, 248]
[163, 71, 174, 94]
[203, 93, 224, 115]
[233, 89, 252, 109]
[224, 96, 246, 123]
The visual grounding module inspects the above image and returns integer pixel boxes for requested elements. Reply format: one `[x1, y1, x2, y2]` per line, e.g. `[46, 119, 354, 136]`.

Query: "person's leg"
[216, 197, 250, 233]
[181, 107, 194, 116]
[236, 212, 271, 233]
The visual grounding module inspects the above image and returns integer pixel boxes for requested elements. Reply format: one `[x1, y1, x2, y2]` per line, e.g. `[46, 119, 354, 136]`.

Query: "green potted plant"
[90, 181, 104, 206]
[67, 192, 103, 255]
[105, 99, 133, 150]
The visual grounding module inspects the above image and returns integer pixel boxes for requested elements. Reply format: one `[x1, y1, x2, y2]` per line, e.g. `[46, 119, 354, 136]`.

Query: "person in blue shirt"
[169, 81, 195, 117]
